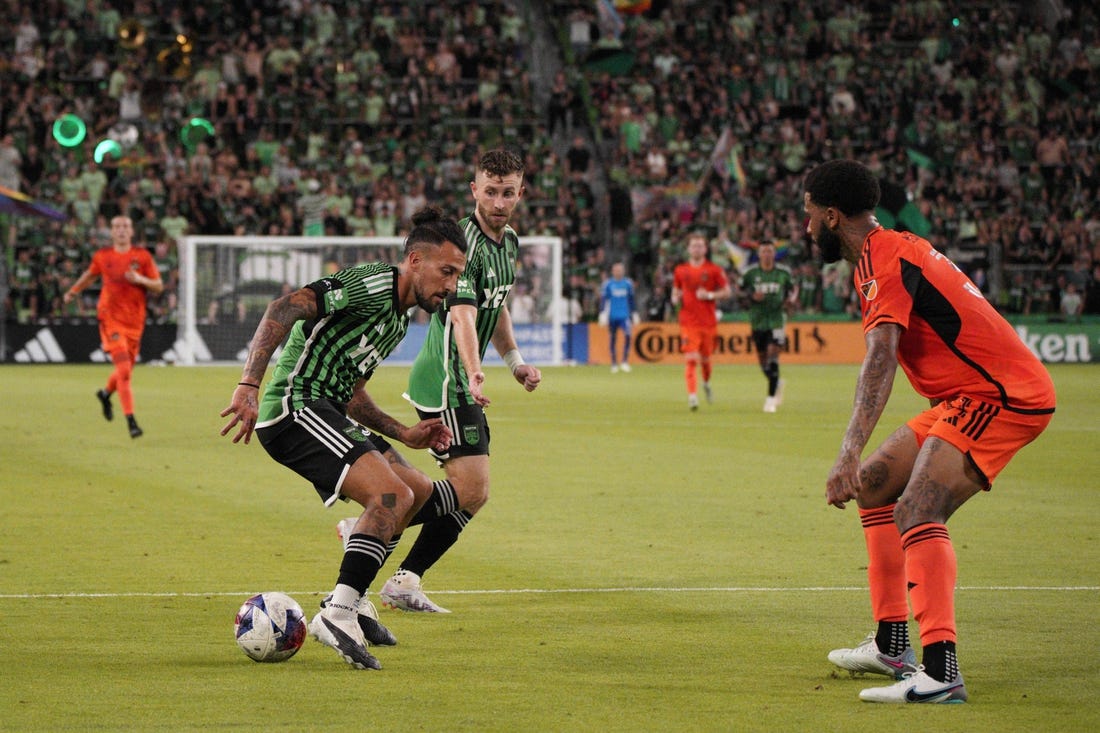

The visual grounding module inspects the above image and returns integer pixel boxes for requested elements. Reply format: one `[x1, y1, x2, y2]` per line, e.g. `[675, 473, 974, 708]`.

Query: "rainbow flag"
[710, 126, 747, 190]
[0, 185, 67, 221]
[728, 149, 746, 189]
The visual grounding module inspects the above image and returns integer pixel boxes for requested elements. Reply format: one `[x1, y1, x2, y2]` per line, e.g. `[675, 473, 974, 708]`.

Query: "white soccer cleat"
[335, 517, 358, 551]
[703, 381, 713, 403]
[763, 396, 778, 413]
[320, 593, 397, 646]
[828, 633, 917, 679]
[859, 668, 968, 704]
[308, 604, 380, 670]
[774, 378, 785, 405]
[620, 363, 631, 373]
[611, 364, 619, 373]
[688, 393, 699, 411]
[379, 570, 451, 613]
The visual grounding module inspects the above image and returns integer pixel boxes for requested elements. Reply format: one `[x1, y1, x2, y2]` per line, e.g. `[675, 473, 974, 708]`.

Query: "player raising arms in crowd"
[740, 240, 798, 413]
[671, 231, 731, 410]
[805, 160, 1055, 704]
[371, 148, 542, 614]
[63, 215, 163, 438]
[219, 207, 468, 669]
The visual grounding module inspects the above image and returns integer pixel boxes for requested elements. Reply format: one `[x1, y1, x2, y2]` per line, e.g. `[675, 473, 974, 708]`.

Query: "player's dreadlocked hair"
[477, 148, 525, 178]
[405, 206, 468, 254]
[804, 159, 880, 216]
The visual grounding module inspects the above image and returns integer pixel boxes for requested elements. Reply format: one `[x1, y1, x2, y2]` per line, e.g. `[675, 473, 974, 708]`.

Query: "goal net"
[176, 235, 563, 366]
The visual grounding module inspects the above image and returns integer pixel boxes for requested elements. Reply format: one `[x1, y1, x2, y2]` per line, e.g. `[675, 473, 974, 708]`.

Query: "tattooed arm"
[825, 323, 901, 509]
[346, 383, 453, 453]
[219, 287, 318, 444]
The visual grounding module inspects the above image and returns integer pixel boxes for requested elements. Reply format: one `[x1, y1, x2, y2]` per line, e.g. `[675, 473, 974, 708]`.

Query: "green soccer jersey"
[407, 215, 519, 411]
[257, 262, 409, 424]
[741, 264, 795, 331]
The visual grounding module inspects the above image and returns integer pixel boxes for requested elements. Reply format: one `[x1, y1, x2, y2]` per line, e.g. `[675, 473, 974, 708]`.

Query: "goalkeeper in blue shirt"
[599, 261, 638, 373]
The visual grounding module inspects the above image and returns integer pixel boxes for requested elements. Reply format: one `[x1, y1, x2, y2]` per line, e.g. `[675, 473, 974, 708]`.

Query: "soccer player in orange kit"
[804, 159, 1055, 704]
[64, 215, 163, 438]
[671, 231, 731, 410]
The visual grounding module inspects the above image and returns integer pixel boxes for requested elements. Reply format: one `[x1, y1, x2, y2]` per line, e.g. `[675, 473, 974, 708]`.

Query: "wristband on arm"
[502, 349, 525, 374]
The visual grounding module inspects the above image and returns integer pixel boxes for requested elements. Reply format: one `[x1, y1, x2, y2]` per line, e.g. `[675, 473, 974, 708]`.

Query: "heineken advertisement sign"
[1012, 322, 1097, 363]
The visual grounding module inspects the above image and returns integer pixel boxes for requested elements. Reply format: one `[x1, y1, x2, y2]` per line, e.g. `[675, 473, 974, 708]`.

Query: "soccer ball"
[234, 592, 307, 663]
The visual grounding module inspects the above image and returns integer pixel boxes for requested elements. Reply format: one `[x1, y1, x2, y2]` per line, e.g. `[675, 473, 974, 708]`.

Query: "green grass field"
[1, 362, 1097, 732]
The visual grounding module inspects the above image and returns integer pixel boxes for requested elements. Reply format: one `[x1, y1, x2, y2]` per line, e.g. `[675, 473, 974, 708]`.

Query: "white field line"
[1, 585, 1096, 600]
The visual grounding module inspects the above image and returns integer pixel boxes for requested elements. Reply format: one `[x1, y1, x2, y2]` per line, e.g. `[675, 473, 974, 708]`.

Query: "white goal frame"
[176, 235, 563, 366]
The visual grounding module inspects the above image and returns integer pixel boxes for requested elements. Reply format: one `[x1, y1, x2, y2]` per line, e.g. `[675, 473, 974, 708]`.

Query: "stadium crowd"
[3, 0, 1100, 328]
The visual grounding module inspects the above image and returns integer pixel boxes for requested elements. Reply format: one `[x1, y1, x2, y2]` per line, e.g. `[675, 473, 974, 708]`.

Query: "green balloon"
[94, 139, 123, 164]
[180, 117, 215, 148]
[52, 114, 87, 147]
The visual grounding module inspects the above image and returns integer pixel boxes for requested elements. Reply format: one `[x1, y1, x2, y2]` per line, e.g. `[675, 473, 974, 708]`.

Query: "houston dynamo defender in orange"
[804, 159, 1054, 704]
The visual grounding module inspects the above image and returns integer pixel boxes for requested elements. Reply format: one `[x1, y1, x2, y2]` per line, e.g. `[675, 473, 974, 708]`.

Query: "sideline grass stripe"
[3, 585, 1096, 599]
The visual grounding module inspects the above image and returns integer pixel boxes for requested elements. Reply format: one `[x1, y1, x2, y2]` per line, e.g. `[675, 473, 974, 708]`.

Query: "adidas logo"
[14, 328, 66, 362]
[486, 268, 496, 279]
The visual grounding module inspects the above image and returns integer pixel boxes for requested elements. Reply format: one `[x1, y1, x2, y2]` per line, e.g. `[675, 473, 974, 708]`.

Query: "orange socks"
[685, 359, 697, 394]
[111, 352, 135, 415]
[859, 505, 908, 623]
[902, 522, 957, 647]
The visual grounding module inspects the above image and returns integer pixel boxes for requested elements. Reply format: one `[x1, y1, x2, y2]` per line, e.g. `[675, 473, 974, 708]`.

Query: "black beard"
[817, 223, 844, 264]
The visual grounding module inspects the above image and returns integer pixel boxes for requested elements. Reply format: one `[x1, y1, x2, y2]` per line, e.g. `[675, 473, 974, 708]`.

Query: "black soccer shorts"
[417, 403, 490, 462]
[257, 397, 389, 506]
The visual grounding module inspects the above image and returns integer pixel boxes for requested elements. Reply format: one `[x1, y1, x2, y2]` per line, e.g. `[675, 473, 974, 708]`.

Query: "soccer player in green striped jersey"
[379, 149, 543, 613]
[740, 241, 799, 413]
[220, 207, 468, 669]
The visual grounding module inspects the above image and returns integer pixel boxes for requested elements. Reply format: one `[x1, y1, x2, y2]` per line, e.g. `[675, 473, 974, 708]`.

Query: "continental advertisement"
[589, 321, 867, 365]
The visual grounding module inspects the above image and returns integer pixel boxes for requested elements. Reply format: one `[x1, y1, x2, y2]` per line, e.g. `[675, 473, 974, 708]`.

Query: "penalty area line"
[0, 585, 1097, 600]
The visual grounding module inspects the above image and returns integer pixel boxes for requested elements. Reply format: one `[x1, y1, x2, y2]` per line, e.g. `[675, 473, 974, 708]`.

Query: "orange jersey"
[674, 260, 728, 328]
[855, 227, 1055, 412]
[89, 246, 157, 331]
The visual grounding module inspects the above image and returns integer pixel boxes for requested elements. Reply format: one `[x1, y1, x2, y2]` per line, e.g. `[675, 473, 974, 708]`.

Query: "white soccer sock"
[328, 583, 360, 616]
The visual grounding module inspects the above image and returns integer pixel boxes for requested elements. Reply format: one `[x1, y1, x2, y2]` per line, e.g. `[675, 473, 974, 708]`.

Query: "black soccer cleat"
[127, 416, 143, 439]
[96, 389, 114, 421]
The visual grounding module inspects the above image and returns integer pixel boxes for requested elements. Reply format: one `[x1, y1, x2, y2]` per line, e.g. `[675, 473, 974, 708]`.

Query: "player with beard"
[804, 159, 1055, 703]
[372, 149, 542, 614]
[219, 207, 468, 670]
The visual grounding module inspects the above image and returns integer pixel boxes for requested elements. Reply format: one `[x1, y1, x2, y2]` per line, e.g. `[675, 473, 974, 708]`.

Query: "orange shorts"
[907, 397, 1053, 487]
[680, 325, 717, 358]
[99, 319, 142, 361]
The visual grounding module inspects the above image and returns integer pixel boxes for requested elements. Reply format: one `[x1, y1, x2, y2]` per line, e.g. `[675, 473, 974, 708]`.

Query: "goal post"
[176, 235, 563, 366]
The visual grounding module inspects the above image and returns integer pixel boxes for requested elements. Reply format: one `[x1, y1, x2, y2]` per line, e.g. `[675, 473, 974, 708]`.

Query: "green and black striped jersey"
[257, 262, 409, 425]
[406, 214, 519, 411]
[741, 264, 795, 331]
